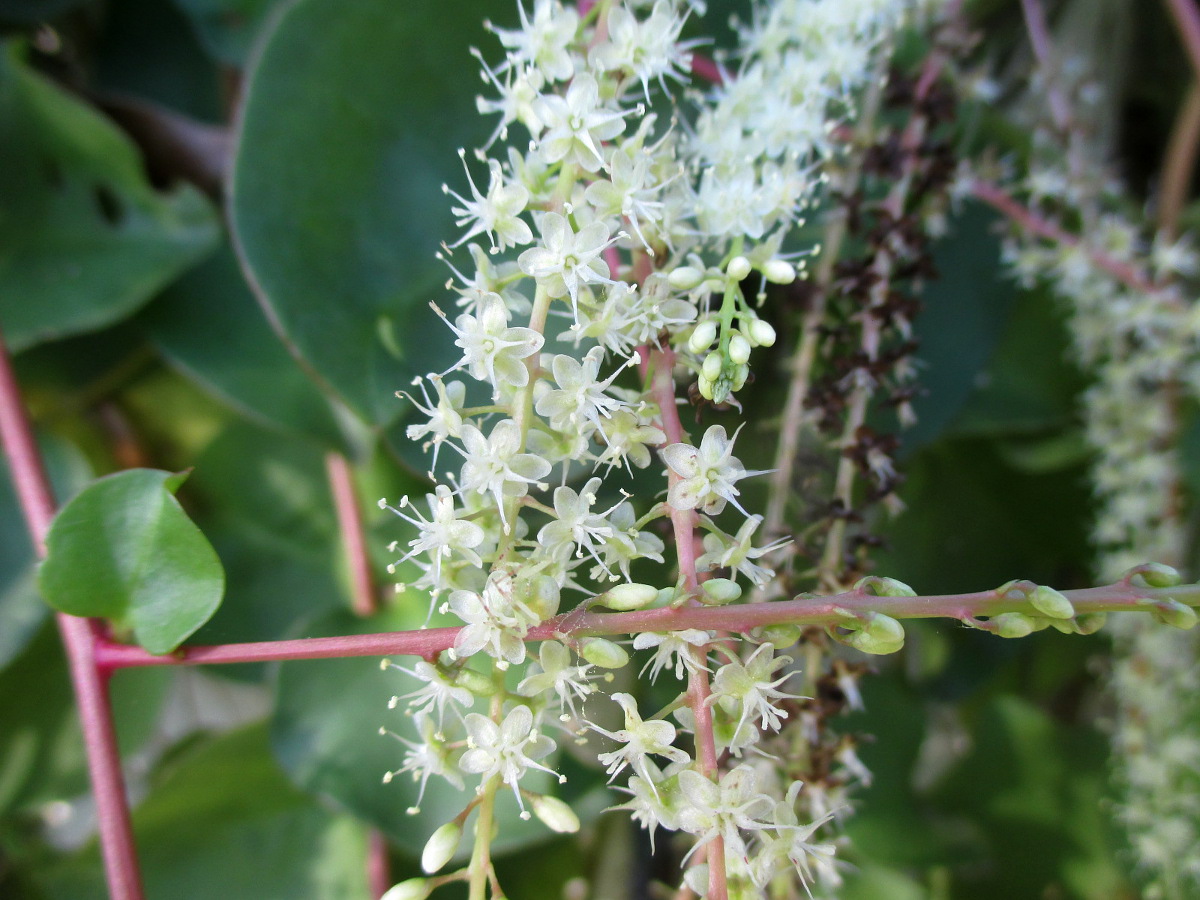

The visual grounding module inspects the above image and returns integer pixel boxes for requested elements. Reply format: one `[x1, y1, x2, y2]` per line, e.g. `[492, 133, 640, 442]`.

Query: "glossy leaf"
[0, 43, 220, 352]
[230, 0, 501, 424]
[38, 468, 225, 654]
[143, 247, 346, 449]
[172, 0, 280, 65]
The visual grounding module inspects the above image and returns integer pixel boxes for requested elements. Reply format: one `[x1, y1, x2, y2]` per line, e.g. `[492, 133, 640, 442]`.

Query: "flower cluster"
[988, 46, 1200, 900]
[376, 1, 930, 898]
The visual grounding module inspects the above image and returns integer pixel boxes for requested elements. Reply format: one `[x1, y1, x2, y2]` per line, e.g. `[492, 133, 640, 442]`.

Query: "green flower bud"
[829, 611, 905, 655]
[382, 879, 431, 900]
[697, 374, 714, 399]
[597, 582, 660, 611]
[1029, 585, 1074, 620]
[727, 255, 751, 280]
[1139, 597, 1198, 630]
[731, 364, 749, 392]
[991, 612, 1039, 638]
[702, 351, 722, 382]
[699, 578, 742, 606]
[421, 822, 461, 873]
[668, 266, 705, 290]
[755, 623, 802, 648]
[1125, 562, 1183, 588]
[688, 320, 717, 353]
[517, 573, 561, 620]
[854, 575, 917, 597]
[995, 579, 1035, 602]
[747, 318, 776, 347]
[763, 258, 796, 284]
[728, 333, 751, 365]
[1073, 612, 1107, 634]
[532, 795, 580, 833]
[580, 637, 630, 669]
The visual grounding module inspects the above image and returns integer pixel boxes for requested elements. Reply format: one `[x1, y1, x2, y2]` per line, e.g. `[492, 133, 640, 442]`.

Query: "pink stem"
[0, 328, 146, 900]
[367, 830, 392, 899]
[690, 53, 724, 86]
[1165, 0, 1200, 82]
[648, 347, 728, 900]
[971, 179, 1167, 295]
[326, 452, 377, 617]
[88, 580, 1195, 670]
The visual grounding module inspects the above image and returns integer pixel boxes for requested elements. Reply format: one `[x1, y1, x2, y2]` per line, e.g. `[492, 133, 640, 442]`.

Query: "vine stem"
[89, 580, 1200, 670]
[1165, 0, 1200, 81]
[649, 346, 728, 900]
[327, 452, 378, 617]
[0, 327, 146, 900]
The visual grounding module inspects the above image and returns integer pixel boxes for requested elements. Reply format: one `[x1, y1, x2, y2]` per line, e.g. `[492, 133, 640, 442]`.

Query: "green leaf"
[230, 0, 502, 424]
[37, 468, 225, 654]
[172, 0, 280, 66]
[142, 246, 346, 449]
[0, 432, 91, 670]
[33, 725, 373, 900]
[271, 607, 558, 856]
[0, 43, 220, 352]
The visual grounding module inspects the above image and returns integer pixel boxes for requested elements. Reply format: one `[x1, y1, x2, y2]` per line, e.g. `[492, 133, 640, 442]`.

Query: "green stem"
[467, 776, 500, 900]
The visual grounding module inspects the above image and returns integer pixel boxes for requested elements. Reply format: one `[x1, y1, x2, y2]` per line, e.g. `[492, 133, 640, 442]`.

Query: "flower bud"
[702, 351, 722, 382]
[755, 623, 802, 648]
[1029, 584, 1074, 620]
[668, 266, 705, 290]
[580, 637, 630, 669]
[747, 318, 776, 347]
[854, 575, 917, 597]
[696, 374, 714, 399]
[382, 879, 431, 900]
[727, 255, 751, 280]
[830, 611, 905, 655]
[1125, 562, 1182, 588]
[731, 364, 749, 392]
[699, 578, 743, 605]
[1139, 597, 1198, 630]
[532, 795, 580, 833]
[1073, 612, 1107, 634]
[520, 574, 561, 620]
[990, 612, 1039, 638]
[728, 334, 751, 365]
[688, 320, 718, 353]
[597, 582, 660, 611]
[763, 258, 796, 284]
[421, 822, 461, 873]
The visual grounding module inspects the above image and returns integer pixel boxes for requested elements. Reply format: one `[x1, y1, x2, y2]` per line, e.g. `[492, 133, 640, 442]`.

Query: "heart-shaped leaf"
[38, 468, 225, 654]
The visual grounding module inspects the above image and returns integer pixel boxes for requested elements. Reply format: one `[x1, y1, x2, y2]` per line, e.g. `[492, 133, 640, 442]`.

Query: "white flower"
[448, 570, 542, 666]
[536, 476, 620, 571]
[490, 0, 579, 83]
[589, 692, 690, 789]
[387, 658, 474, 729]
[401, 376, 466, 474]
[535, 347, 630, 436]
[517, 640, 596, 720]
[459, 704, 560, 816]
[532, 73, 629, 171]
[696, 515, 788, 587]
[381, 486, 484, 597]
[632, 629, 711, 682]
[444, 153, 533, 252]
[707, 643, 801, 738]
[661, 424, 760, 516]
[590, 0, 692, 102]
[382, 713, 464, 815]
[518, 212, 616, 315]
[437, 293, 543, 399]
[675, 764, 773, 863]
[456, 419, 551, 532]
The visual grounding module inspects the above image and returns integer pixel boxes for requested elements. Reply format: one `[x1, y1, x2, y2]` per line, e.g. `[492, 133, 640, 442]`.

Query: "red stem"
[326, 452, 377, 617]
[367, 830, 392, 899]
[87, 580, 1194, 670]
[0, 328, 146, 900]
